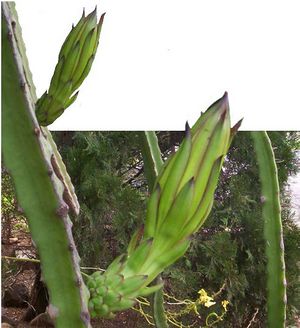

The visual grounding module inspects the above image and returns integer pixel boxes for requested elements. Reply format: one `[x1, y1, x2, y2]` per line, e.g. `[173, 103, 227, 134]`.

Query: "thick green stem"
[152, 276, 169, 328]
[140, 131, 163, 192]
[139, 131, 168, 327]
[2, 3, 89, 327]
[252, 131, 286, 328]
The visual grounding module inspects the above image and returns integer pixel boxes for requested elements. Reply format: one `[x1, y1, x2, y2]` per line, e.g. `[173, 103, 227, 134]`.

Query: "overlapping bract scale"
[87, 93, 242, 317]
[35, 8, 105, 126]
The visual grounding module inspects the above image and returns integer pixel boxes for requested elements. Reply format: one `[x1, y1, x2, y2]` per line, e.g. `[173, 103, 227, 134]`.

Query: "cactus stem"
[252, 131, 286, 327]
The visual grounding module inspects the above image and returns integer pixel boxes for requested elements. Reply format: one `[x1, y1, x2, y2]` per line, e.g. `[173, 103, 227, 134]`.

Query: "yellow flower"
[204, 299, 217, 308]
[193, 303, 199, 315]
[222, 300, 229, 311]
[198, 289, 216, 308]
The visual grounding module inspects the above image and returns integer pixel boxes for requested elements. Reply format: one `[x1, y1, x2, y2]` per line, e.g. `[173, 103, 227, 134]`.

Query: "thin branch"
[123, 167, 144, 186]
[246, 308, 259, 328]
[2, 256, 105, 272]
[212, 280, 227, 298]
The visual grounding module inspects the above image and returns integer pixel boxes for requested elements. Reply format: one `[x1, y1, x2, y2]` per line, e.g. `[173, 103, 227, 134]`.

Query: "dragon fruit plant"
[2, 2, 285, 327]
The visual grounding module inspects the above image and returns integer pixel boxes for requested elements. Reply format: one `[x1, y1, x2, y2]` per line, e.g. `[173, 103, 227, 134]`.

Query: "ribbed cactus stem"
[140, 131, 169, 327]
[2, 3, 89, 327]
[252, 131, 286, 328]
[152, 276, 169, 328]
[140, 131, 164, 192]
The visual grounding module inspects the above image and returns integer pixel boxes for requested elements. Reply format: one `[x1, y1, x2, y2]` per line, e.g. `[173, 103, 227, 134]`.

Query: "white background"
[15, 0, 300, 131]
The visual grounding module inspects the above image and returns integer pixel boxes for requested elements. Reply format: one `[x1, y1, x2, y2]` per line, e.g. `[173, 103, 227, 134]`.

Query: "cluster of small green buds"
[87, 254, 161, 318]
[35, 8, 105, 126]
[86, 93, 241, 317]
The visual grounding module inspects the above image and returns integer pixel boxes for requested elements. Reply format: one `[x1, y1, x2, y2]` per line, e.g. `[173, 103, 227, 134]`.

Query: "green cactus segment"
[139, 131, 169, 327]
[152, 276, 169, 328]
[36, 8, 105, 126]
[2, 3, 89, 327]
[140, 131, 164, 192]
[252, 132, 286, 328]
[87, 93, 241, 317]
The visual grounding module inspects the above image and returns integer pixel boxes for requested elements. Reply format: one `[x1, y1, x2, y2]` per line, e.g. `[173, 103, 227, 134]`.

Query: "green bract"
[35, 8, 105, 126]
[87, 93, 242, 317]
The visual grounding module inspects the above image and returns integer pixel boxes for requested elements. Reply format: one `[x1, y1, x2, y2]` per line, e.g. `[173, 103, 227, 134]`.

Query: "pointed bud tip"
[92, 8, 97, 21]
[205, 91, 229, 116]
[219, 92, 230, 122]
[99, 12, 106, 24]
[185, 121, 191, 138]
[231, 118, 243, 135]
[221, 91, 229, 105]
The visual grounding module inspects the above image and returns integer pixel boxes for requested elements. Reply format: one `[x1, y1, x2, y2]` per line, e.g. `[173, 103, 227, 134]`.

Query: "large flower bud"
[86, 93, 241, 317]
[137, 92, 242, 282]
[36, 8, 105, 126]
